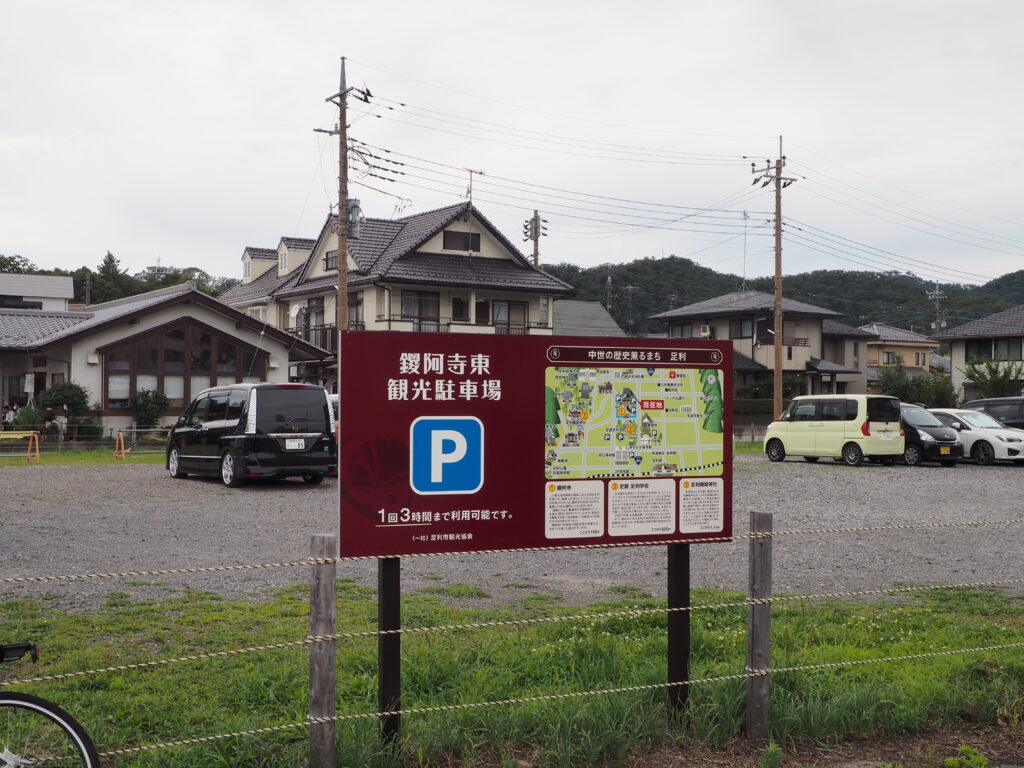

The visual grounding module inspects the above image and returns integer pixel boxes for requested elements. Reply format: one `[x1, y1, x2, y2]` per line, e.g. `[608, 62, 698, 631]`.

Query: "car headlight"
[918, 431, 935, 441]
[996, 434, 1022, 443]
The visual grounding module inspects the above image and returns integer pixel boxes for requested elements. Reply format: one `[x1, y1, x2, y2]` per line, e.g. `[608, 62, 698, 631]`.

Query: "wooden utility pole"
[751, 137, 795, 418]
[317, 59, 352, 336]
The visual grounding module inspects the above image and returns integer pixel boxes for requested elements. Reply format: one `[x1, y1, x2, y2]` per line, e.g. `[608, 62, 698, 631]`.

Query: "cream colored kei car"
[763, 394, 905, 466]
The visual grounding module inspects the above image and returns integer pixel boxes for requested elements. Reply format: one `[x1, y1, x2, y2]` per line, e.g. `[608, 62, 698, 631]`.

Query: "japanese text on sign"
[387, 352, 502, 401]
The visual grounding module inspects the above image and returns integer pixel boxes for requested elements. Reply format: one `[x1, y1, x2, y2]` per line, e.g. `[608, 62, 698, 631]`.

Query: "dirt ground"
[618, 725, 1024, 767]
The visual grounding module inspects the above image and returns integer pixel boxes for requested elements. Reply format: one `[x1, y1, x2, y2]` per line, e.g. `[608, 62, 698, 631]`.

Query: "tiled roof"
[808, 357, 861, 374]
[650, 291, 840, 321]
[822, 319, 878, 338]
[553, 300, 626, 337]
[733, 350, 768, 372]
[931, 304, 1024, 340]
[244, 247, 277, 260]
[381, 253, 572, 293]
[859, 322, 933, 343]
[280, 237, 315, 250]
[219, 265, 295, 305]
[274, 274, 339, 299]
[0, 309, 90, 349]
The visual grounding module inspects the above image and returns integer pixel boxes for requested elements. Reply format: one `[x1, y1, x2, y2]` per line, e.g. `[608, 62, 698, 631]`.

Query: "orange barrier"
[114, 430, 127, 460]
[0, 431, 41, 462]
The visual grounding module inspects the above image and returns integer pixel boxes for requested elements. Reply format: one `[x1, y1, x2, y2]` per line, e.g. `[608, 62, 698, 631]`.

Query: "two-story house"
[219, 202, 574, 390]
[649, 291, 867, 394]
[930, 304, 1024, 400]
[858, 322, 941, 394]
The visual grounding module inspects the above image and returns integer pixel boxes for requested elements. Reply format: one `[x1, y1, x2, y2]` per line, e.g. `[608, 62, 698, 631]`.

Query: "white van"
[763, 395, 904, 466]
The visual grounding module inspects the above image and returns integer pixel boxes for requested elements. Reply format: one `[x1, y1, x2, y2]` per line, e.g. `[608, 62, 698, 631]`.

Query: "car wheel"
[765, 439, 786, 462]
[842, 442, 864, 467]
[940, 460, 958, 467]
[879, 456, 897, 466]
[903, 444, 923, 466]
[971, 441, 995, 466]
[303, 474, 324, 485]
[803, 456, 819, 463]
[168, 447, 188, 479]
[221, 452, 245, 487]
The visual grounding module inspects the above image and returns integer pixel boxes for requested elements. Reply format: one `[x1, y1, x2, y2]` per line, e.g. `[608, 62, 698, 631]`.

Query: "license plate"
[940, 446, 950, 455]
[285, 438, 305, 450]
[879, 431, 891, 440]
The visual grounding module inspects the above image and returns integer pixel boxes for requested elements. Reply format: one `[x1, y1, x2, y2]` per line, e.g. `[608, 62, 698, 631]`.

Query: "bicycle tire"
[0, 691, 99, 768]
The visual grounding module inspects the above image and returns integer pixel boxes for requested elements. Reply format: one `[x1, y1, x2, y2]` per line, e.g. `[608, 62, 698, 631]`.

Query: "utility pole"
[317, 58, 354, 337]
[751, 137, 796, 417]
[522, 210, 546, 265]
[927, 284, 948, 331]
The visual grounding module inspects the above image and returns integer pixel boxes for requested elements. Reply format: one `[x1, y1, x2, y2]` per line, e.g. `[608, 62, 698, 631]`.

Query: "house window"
[349, 291, 364, 328]
[401, 290, 441, 332]
[538, 296, 549, 326]
[278, 251, 287, 273]
[51, 372, 65, 387]
[443, 230, 481, 252]
[493, 301, 528, 334]
[247, 306, 267, 322]
[475, 299, 491, 325]
[994, 338, 1023, 360]
[451, 296, 470, 322]
[882, 351, 896, 365]
[103, 322, 267, 411]
[670, 323, 693, 339]
[324, 250, 339, 270]
[243, 260, 251, 279]
[966, 340, 993, 361]
[729, 319, 753, 339]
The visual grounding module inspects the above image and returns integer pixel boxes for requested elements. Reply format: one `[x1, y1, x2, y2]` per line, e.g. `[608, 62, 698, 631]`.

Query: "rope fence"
[94, 639, 1024, 759]
[5, 574, 1024, 689]
[3, 514, 1024, 762]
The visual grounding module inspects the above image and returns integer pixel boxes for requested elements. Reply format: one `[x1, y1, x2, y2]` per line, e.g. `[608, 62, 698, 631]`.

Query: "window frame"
[98, 319, 268, 413]
[442, 230, 481, 252]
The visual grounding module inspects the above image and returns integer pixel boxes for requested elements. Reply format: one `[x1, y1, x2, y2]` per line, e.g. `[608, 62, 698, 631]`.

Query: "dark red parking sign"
[338, 332, 732, 557]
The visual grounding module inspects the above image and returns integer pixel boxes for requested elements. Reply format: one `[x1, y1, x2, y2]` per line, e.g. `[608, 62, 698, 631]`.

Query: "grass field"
[2, 582, 1022, 767]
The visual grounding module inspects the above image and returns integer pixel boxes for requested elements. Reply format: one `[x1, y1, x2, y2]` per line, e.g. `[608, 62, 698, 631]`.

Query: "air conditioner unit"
[699, 324, 712, 338]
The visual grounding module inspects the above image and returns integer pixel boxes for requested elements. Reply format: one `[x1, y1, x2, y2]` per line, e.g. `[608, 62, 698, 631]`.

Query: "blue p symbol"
[410, 417, 484, 495]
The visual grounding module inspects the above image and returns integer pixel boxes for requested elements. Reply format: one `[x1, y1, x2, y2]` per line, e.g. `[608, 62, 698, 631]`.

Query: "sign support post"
[666, 542, 691, 713]
[378, 556, 402, 744]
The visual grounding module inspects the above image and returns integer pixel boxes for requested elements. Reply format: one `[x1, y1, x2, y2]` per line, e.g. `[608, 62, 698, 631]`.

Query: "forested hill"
[542, 257, 1024, 336]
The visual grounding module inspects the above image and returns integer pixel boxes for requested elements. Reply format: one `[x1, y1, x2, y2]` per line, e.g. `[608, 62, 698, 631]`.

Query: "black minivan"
[899, 403, 961, 467]
[166, 383, 337, 487]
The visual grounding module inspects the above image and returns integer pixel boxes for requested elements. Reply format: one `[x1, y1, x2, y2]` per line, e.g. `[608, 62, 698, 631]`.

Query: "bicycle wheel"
[0, 691, 98, 767]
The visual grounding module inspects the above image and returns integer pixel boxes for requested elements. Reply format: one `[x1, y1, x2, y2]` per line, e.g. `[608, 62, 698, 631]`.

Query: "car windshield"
[902, 406, 942, 428]
[958, 410, 1007, 429]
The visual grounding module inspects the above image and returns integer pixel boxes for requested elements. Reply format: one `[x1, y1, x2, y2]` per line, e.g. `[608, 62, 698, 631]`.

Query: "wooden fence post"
[310, 534, 337, 768]
[746, 511, 772, 740]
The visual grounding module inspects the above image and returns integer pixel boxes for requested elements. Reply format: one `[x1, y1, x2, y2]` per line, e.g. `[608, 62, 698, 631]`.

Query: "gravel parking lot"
[1, 456, 1022, 612]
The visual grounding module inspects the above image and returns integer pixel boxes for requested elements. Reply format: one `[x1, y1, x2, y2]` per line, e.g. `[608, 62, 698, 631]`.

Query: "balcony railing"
[377, 314, 549, 334]
[290, 323, 338, 353]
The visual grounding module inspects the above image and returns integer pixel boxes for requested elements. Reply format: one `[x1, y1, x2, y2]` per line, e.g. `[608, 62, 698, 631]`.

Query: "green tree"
[91, 251, 143, 304]
[959, 356, 1024, 399]
[37, 382, 91, 417]
[544, 386, 561, 441]
[876, 354, 958, 406]
[0, 254, 38, 273]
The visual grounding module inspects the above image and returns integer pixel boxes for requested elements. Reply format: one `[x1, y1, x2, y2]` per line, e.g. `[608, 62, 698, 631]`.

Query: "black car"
[899, 403, 962, 466]
[166, 383, 337, 487]
[961, 397, 1024, 429]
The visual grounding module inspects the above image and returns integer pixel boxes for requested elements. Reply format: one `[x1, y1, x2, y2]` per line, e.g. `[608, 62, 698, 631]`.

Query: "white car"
[929, 408, 1024, 466]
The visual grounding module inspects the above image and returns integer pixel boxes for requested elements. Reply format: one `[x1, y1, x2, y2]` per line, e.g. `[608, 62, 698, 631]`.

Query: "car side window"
[187, 396, 210, 427]
[845, 399, 859, 420]
[226, 389, 247, 422]
[791, 401, 819, 421]
[987, 403, 1019, 422]
[820, 400, 845, 421]
[205, 392, 230, 423]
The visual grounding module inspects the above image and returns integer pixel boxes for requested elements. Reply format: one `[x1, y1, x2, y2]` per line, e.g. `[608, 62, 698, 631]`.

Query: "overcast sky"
[3, 1, 1023, 292]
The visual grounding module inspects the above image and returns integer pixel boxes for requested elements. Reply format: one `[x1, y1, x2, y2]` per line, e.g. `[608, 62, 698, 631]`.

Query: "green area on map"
[544, 366, 724, 480]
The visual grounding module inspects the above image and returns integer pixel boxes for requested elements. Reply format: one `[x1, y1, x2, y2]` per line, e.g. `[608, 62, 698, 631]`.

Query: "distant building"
[133, 264, 179, 280]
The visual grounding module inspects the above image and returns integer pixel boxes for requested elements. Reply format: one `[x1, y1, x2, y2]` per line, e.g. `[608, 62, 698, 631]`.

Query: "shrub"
[12, 405, 45, 429]
[129, 389, 170, 428]
[37, 382, 91, 417]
